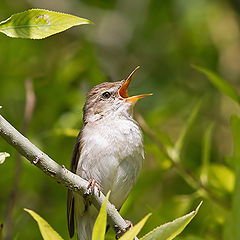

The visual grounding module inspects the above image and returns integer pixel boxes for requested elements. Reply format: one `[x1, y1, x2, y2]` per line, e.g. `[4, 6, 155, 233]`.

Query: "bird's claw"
[84, 179, 101, 197]
[115, 220, 133, 239]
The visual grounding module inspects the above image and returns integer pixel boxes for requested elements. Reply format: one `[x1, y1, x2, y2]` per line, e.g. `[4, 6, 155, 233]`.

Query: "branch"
[0, 114, 128, 232]
[4, 78, 36, 240]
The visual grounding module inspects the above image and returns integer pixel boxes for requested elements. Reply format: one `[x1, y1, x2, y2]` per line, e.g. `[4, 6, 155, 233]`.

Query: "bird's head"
[83, 66, 152, 124]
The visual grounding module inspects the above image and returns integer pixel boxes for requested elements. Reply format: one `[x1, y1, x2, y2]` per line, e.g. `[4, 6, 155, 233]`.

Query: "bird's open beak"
[118, 66, 152, 102]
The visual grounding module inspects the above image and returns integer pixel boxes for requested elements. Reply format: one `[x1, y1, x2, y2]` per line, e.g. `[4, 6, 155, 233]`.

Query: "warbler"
[67, 67, 151, 240]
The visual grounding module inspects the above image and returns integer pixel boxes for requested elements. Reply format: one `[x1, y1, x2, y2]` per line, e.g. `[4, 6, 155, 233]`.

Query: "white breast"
[76, 116, 144, 209]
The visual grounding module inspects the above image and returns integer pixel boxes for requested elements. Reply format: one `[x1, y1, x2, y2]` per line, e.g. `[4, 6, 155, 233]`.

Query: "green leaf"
[208, 163, 234, 193]
[54, 128, 79, 137]
[226, 115, 240, 239]
[24, 208, 64, 240]
[231, 115, 240, 162]
[92, 192, 110, 240]
[0, 9, 93, 39]
[141, 202, 202, 240]
[172, 100, 202, 161]
[200, 122, 214, 184]
[192, 65, 240, 104]
[119, 213, 151, 240]
[0, 152, 10, 164]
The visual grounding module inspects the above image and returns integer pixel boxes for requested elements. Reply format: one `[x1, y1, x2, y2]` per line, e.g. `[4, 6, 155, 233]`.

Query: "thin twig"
[135, 111, 230, 210]
[0, 114, 128, 233]
[4, 79, 36, 240]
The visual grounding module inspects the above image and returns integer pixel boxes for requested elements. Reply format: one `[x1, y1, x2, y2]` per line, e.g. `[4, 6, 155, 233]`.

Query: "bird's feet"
[115, 220, 133, 239]
[84, 179, 101, 197]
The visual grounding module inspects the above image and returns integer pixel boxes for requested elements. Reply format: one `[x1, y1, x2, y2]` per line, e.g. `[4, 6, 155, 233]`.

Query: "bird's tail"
[75, 205, 97, 240]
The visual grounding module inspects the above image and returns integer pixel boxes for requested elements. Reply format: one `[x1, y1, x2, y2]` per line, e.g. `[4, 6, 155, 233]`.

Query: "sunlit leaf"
[0, 9, 93, 39]
[92, 191, 110, 240]
[145, 144, 171, 170]
[208, 163, 235, 193]
[192, 65, 240, 104]
[172, 100, 202, 161]
[0, 152, 10, 164]
[119, 214, 151, 240]
[54, 128, 79, 137]
[200, 122, 214, 184]
[24, 208, 63, 240]
[141, 202, 202, 240]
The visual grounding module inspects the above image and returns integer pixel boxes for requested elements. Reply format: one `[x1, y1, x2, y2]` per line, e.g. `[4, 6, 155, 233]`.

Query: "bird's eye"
[102, 91, 111, 98]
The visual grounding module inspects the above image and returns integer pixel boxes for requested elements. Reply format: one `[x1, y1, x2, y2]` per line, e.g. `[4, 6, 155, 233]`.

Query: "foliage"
[0, 9, 92, 39]
[92, 192, 110, 240]
[225, 116, 240, 240]
[24, 208, 63, 240]
[118, 214, 151, 240]
[141, 202, 202, 240]
[24, 197, 200, 240]
[1, 0, 240, 239]
[192, 65, 240, 104]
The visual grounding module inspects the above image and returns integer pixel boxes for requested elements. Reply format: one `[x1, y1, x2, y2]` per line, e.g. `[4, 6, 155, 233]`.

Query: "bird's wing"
[67, 131, 82, 238]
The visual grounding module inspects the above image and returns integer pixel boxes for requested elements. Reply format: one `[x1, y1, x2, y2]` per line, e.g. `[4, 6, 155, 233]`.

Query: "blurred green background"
[1, 0, 240, 239]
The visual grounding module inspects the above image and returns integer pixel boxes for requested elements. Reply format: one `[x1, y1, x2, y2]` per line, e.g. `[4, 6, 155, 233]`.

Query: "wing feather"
[67, 131, 82, 238]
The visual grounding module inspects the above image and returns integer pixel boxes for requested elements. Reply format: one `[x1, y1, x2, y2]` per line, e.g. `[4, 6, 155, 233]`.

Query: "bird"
[67, 66, 152, 240]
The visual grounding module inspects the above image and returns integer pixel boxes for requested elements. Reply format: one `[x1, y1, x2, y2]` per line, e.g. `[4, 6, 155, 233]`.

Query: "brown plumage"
[67, 67, 151, 240]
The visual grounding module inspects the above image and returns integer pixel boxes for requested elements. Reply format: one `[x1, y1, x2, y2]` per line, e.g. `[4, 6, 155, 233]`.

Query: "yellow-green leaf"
[227, 115, 240, 239]
[208, 163, 235, 193]
[172, 100, 202, 161]
[141, 202, 202, 240]
[192, 65, 240, 104]
[54, 128, 79, 137]
[92, 192, 110, 240]
[119, 213, 151, 240]
[0, 9, 93, 39]
[0, 152, 10, 164]
[200, 122, 214, 185]
[231, 115, 240, 161]
[24, 208, 63, 240]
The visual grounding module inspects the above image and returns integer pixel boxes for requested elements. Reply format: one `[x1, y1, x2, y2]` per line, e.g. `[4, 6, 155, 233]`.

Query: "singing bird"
[67, 67, 152, 240]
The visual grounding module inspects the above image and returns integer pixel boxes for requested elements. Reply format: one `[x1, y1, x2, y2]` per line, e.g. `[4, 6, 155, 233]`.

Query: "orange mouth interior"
[118, 66, 152, 102]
